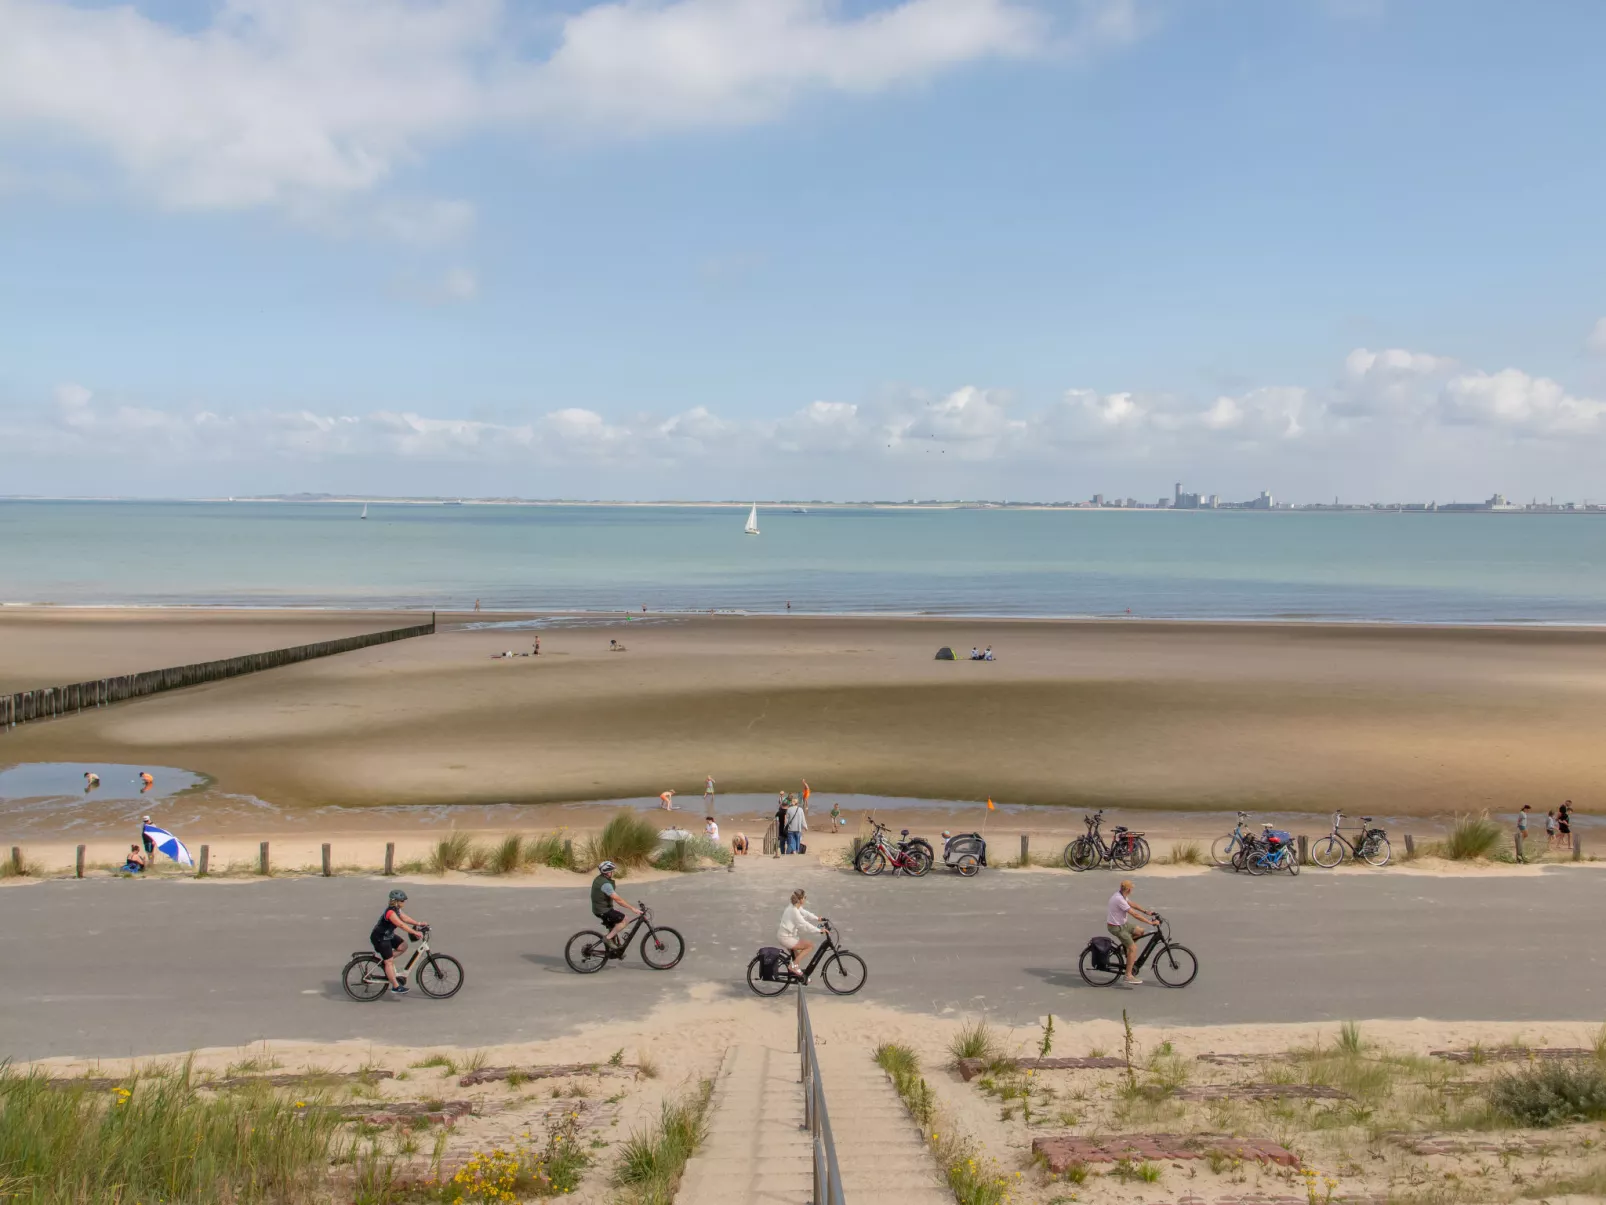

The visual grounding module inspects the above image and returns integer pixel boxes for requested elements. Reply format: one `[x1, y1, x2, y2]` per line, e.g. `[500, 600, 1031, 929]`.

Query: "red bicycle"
[853, 822, 932, 877]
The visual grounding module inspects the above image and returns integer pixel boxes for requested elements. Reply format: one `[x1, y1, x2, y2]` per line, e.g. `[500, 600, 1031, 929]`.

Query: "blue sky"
[2, 0, 1604, 502]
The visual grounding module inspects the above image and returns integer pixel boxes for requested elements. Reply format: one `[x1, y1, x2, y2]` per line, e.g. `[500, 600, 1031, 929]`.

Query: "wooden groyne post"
[321, 843, 332, 877]
[384, 843, 395, 876]
[75, 845, 85, 879]
[259, 841, 270, 876]
[198, 845, 210, 876]
[1, 616, 436, 733]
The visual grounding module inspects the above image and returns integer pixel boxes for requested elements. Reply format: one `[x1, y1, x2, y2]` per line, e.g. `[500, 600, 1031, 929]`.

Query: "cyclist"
[591, 860, 641, 949]
[371, 888, 425, 995]
[778, 888, 824, 978]
[1106, 879, 1156, 986]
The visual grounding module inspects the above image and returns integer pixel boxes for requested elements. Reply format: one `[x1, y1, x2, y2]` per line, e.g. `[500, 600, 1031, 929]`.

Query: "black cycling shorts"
[372, 932, 404, 959]
[596, 908, 625, 929]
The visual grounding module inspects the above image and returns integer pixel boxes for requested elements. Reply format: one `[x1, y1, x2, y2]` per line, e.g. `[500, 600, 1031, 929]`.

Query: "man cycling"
[1107, 879, 1156, 986]
[591, 860, 641, 948]
[371, 888, 425, 995]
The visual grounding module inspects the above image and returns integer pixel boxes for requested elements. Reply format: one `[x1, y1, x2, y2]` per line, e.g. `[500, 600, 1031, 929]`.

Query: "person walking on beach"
[1107, 880, 1156, 986]
[784, 795, 808, 855]
[1546, 809, 1559, 850]
[1558, 801, 1574, 852]
[1516, 804, 1531, 861]
[704, 774, 716, 808]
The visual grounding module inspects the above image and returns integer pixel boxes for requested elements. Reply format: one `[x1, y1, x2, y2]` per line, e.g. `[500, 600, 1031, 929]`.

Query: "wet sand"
[2, 609, 1604, 821]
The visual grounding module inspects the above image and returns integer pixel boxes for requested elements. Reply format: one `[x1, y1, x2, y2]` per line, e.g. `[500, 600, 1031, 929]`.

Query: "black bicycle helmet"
[388, 888, 408, 903]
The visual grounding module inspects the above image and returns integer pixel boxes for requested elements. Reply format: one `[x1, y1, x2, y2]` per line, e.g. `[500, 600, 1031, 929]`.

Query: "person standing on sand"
[1545, 809, 1558, 850]
[140, 814, 155, 859]
[1558, 801, 1573, 852]
[784, 796, 808, 854]
[532, 636, 540, 656]
[474, 600, 481, 613]
[774, 794, 790, 855]
[1516, 804, 1531, 861]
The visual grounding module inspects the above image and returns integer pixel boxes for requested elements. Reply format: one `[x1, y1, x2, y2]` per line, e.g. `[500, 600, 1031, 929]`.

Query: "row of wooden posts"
[1, 615, 437, 731]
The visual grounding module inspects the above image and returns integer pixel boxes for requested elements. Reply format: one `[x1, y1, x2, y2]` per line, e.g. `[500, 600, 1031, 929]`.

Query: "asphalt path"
[3, 861, 1601, 1059]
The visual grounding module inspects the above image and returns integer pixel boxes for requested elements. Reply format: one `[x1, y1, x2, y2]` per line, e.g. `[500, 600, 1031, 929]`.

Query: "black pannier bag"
[1086, 936, 1116, 971]
[757, 946, 786, 982]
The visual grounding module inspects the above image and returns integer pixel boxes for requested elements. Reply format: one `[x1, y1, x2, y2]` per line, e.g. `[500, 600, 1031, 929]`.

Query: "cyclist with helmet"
[371, 889, 425, 995]
[591, 861, 641, 948]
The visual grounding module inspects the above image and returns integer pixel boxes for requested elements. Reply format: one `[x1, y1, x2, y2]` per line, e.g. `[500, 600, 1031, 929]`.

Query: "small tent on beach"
[935, 646, 956, 660]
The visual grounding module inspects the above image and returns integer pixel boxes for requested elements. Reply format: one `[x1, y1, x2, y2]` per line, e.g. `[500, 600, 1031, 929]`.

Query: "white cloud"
[1438, 368, 1606, 435]
[0, 0, 1107, 222]
[1587, 317, 1606, 356]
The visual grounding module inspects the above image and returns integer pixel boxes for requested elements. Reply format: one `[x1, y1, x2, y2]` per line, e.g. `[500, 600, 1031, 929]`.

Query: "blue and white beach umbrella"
[141, 823, 193, 867]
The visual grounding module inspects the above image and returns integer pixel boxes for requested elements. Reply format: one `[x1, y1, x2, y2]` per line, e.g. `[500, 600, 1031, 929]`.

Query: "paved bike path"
[1, 860, 1600, 1058]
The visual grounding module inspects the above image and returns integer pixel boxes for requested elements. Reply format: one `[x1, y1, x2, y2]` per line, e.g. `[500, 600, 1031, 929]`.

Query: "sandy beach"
[3, 608, 1604, 828]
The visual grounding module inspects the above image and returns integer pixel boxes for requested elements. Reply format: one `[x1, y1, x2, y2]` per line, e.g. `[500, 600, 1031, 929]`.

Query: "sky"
[1, 0, 1604, 503]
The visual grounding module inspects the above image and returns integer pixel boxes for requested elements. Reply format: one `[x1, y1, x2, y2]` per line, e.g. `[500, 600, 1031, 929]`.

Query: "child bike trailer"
[941, 831, 987, 876]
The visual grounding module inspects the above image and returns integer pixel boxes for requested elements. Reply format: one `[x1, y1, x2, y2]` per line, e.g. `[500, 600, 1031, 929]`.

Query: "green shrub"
[0, 1066, 346, 1203]
[1489, 1062, 1606, 1127]
[487, 834, 524, 876]
[612, 1081, 712, 1204]
[583, 813, 661, 870]
[429, 831, 474, 874]
[949, 1018, 1000, 1065]
[523, 832, 574, 870]
[1445, 813, 1501, 861]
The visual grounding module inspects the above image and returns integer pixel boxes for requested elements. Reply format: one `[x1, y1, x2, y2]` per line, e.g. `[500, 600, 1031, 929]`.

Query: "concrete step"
[812, 1044, 951, 1205]
[674, 1043, 813, 1205]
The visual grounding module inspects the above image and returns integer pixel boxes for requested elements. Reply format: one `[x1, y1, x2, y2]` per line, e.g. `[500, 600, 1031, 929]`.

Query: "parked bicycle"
[342, 925, 464, 1001]
[1211, 811, 1253, 866]
[854, 821, 932, 877]
[1310, 812, 1391, 868]
[1078, 913, 1198, 987]
[1063, 810, 1150, 871]
[564, 902, 685, 974]
[747, 919, 868, 996]
[1231, 824, 1299, 876]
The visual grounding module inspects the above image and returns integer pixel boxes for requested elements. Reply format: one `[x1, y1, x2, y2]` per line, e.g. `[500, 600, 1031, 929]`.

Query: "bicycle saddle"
[900, 829, 910, 837]
[1360, 816, 1374, 823]
[1112, 825, 1128, 833]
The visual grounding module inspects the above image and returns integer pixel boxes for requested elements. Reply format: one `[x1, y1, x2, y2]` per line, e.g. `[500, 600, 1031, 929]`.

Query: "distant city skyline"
[2, 1, 1604, 501]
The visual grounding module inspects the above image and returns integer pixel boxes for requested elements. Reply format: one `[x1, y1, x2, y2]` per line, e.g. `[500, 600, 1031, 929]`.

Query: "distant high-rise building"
[1173, 482, 1202, 509]
[1092, 493, 1105, 506]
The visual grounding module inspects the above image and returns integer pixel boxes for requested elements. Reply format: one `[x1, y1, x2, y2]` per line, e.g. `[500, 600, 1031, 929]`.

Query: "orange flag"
[986, 798, 995, 811]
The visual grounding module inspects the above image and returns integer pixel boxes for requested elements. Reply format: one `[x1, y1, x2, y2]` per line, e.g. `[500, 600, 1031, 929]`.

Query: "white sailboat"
[360, 503, 368, 520]
[744, 504, 760, 535]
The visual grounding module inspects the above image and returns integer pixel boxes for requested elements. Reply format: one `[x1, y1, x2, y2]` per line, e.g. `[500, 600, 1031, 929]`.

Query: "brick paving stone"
[1031, 1132, 1300, 1171]
[1430, 1047, 1593, 1064]
[1381, 1131, 1557, 1156]
[955, 1055, 1129, 1081]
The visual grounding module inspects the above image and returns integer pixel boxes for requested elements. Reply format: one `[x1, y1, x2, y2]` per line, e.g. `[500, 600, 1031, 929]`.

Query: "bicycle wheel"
[1120, 836, 1151, 870]
[417, 953, 464, 999]
[564, 930, 609, 974]
[746, 955, 790, 997]
[1310, 836, 1345, 868]
[640, 926, 684, 970]
[955, 853, 980, 877]
[1210, 834, 1239, 866]
[1065, 838, 1097, 871]
[1361, 836, 1392, 867]
[342, 955, 388, 1002]
[906, 848, 932, 877]
[856, 847, 886, 876]
[908, 839, 935, 863]
[1282, 847, 1300, 876]
[1077, 946, 1121, 987]
[1151, 942, 1199, 988]
[820, 951, 868, 995]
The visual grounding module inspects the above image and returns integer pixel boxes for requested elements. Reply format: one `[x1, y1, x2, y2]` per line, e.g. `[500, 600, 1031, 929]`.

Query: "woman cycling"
[778, 888, 824, 978]
[371, 888, 426, 995]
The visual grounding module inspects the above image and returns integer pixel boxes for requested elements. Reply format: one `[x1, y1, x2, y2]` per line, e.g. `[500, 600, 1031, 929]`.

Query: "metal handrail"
[797, 985, 847, 1205]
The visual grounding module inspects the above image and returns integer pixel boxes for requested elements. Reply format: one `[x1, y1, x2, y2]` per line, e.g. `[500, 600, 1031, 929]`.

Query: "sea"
[4, 499, 1606, 623]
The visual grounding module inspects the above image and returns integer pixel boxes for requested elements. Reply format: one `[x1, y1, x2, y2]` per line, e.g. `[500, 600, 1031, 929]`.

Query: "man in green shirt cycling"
[591, 860, 641, 947]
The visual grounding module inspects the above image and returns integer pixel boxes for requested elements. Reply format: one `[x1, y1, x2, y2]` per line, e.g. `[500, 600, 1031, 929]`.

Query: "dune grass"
[0, 1064, 365, 1204]
[1489, 1061, 1606, 1127]
[948, 1018, 1001, 1065]
[428, 831, 474, 874]
[651, 835, 731, 871]
[522, 832, 575, 870]
[611, 1080, 712, 1205]
[1444, 813, 1502, 861]
[1166, 841, 1204, 865]
[582, 812, 661, 870]
[487, 834, 524, 876]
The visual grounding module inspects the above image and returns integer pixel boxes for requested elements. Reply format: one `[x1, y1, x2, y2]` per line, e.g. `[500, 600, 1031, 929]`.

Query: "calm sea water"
[3, 500, 1606, 622]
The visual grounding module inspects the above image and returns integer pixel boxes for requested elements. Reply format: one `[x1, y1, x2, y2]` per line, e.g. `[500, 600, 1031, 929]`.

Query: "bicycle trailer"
[940, 831, 987, 876]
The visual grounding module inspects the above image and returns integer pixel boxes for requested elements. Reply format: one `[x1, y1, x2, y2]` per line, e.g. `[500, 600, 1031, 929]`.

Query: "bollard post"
[1574, 834, 1583, 862]
[1404, 834, 1415, 859]
[851, 836, 863, 861]
[259, 841, 270, 876]
[75, 845, 86, 879]
[1020, 833, 1030, 867]
[384, 842, 395, 875]
[10, 847, 20, 874]
[322, 843, 332, 877]
[563, 838, 574, 867]
[198, 845, 210, 876]
[1297, 835, 1309, 865]
[1515, 831, 1525, 863]
[676, 838, 687, 871]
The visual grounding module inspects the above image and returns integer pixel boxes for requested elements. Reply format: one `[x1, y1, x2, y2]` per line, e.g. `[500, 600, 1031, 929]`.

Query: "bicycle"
[1211, 812, 1253, 866]
[1078, 913, 1198, 988]
[1232, 825, 1298, 876]
[1063, 810, 1150, 871]
[746, 920, 868, 997]
[564, 902, 685, 974]
[1310, 812, 1391, 868]
[342, 925, 464, 1001]
[854, 822, 932, 877]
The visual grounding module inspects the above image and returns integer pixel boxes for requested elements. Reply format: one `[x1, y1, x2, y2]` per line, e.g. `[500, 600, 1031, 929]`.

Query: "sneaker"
[1123, 978, 1142, 987]
[391, 984, 410, 995]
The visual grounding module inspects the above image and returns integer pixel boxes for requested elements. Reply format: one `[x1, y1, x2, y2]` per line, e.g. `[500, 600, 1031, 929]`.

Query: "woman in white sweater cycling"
[778, 888, 824, 977]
